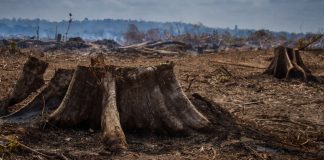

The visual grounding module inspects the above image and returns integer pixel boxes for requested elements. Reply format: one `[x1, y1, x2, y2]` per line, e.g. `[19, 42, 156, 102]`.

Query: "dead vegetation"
[115, 41, 190, 57]
[0, 46, 323, 159]
[2, 58, 212, 151]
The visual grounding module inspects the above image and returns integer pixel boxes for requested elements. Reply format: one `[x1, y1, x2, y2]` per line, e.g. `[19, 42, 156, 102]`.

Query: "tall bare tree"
[123, 24, 144, 45]
[250, 29, 273, 48]
[145, 28, 160, 41]
[65, 13, 73, 41]
[36, 19, 40, 40]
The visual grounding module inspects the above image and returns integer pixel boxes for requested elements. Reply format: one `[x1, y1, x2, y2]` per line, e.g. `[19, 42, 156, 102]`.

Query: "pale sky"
[0, 0, 323, 33]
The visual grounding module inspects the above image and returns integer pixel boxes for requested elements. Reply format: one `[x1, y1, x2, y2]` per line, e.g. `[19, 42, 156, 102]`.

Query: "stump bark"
[265, 46, 315, 81]
[0, 57, 48, 116]
[48, 66, 127, 150]
[47, 63, 210, 150]
[116, 63, 210, 135]
[1, 69, 74, 123]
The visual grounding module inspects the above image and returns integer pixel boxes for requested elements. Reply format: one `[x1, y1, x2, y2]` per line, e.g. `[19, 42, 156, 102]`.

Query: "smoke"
[0, 0, 323, 32]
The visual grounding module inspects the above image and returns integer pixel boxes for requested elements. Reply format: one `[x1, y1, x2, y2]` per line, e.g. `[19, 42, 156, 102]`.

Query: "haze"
[0, 0, 323, 33]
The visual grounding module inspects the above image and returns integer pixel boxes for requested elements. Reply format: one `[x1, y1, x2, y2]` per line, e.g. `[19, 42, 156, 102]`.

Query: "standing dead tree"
[0, 57, 48, 116]
[145, 28, 161, 41]
[65, 13, 73, 41]
[249, 29, 273, 49]
[36, 19, 40, 40]
[123, 24, 145, 45]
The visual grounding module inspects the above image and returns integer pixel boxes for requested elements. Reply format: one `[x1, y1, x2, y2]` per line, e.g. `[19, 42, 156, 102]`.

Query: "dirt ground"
[0, 49, 323, 159]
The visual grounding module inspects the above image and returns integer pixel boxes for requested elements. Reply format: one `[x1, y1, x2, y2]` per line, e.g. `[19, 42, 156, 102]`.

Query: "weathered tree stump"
[0, 57, 48, 116]
[47, 63, 210, 150]
[265, 46, 315, 81]
[0, 61, 211, 151]
[116, 63, 210, 135]
[48, 66, 127, 150]
[1, 69, 74, 123]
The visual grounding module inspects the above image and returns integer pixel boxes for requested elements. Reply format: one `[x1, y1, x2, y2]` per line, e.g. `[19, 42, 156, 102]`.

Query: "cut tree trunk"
[264, 46, 316, 81]
[0, 56, 48, 116]
[48, 66, 108, 128]
[1, 69, 74, 123]
[116, 63, 210, 135]
[48, 66, 127, 150]
[47, 63, 210, 150]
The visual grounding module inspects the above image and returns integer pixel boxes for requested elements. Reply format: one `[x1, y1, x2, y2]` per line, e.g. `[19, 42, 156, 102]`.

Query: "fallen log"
[119, 41, 188, 49]
[0, 57, 48, 116]
[116, 41, 188, 57]
[117, 47, 180, 57]
[145, 41, 189, 49]
[213, 60, 267, 70]
[118, 41, 153, 49]
[141, 47, 179, 55]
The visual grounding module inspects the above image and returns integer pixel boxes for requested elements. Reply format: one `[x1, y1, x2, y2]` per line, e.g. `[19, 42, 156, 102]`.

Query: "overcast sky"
[0, 0, 323, 33]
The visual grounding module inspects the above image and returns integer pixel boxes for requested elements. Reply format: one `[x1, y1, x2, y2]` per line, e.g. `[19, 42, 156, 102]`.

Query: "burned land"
[0, 39, 323, 160]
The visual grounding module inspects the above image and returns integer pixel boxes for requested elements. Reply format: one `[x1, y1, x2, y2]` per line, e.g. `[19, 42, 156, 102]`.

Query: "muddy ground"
[0, 49, 323, 159]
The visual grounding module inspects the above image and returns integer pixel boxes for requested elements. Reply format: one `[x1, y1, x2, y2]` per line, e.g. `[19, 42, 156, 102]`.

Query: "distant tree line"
[0, 18, 308, 45]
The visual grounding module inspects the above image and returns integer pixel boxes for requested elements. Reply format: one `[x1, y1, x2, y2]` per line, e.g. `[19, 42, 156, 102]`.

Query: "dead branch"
[219, 66, 233, 77]
[243, 101, 262, 105]
[0, 136, 51, 158]
[145, 41, 188, 49]
[298, 35, 323, 51]
[213, 60, 266, 69]
[185, 78, 195, 92]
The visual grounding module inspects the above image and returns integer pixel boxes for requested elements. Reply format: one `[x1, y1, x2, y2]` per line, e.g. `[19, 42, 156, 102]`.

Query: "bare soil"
[0, 49, 323, 159]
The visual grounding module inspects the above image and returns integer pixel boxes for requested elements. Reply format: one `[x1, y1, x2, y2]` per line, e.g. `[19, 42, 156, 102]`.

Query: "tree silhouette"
[123, 24, 144, 45]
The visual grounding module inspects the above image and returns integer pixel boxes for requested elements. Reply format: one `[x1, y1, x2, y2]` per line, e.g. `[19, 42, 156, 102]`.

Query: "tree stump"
[48, 66, 127, 150]
[0, 57, 48, 116]
[116, 63, 210, 135]
[47, 63, 210, 150]
[0, 62, 211, 151]
[265, 46, 315, 81]
[1, 69, 74, 123]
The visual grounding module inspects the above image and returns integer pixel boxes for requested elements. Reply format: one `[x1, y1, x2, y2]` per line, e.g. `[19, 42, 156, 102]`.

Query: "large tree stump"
[265, 46, 315, 81]
[0, 57, 48, 116]
[47, 63, 210, 150]
[48, 66, 127, 150]
[116, 63, 210, 135]
[1, 69, 74, 123]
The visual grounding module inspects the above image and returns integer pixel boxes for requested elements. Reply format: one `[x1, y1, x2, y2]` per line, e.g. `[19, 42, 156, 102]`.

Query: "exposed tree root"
[0, 57, 48, 116]
[0, 136, 52, 158]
